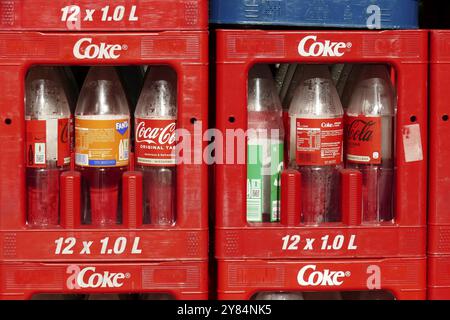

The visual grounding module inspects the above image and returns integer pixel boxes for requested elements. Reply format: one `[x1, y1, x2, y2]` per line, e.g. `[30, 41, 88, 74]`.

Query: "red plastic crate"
[0, 0, 208, 31]
[215, 29, 428, 260]
[0, 31, 209, 262]
[429, 30, 450, 256]
[0, 260, 208, 300]
[429, 31, 450, 300]
[428, 255, 450, 300]
[218, 258, 426, 300]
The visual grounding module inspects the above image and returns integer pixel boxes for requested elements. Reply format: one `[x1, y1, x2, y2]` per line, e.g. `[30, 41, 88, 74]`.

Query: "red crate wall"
[0, 0, 208, 31]
[429, 30, 450, 300]
[217, 258, 427, 300]
[215, 29, 428, 260]
[428, 256, 450, 300]
[0, 261, 209, 300]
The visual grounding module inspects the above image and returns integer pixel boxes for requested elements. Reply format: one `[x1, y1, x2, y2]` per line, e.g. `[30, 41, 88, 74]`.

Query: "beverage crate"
[0, 260, 208, 300]
[217, 257, 426, 300]
[0, 0, 208, 31]
[428, 256, 450, 300]
[429, 30, 450, 301]
[210, 0, 419, 29]
[0, 31, 209, 262]
[215, 29, 428, 260]
[429, 30, 450, 256]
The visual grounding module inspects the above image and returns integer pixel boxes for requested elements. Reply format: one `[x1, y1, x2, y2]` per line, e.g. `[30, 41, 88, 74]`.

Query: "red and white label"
[295, 117, 343, 166]
[346, 115, 382, 164]
[26, 119, 71, 168]
[135, 118, 176, 166]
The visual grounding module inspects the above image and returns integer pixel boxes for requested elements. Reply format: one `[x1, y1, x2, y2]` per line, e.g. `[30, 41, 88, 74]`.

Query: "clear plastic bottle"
[57, 67, 79, 153]
[345, 65, 395, 223]
[341, 291, 395, 300]
[252, 292, 304, 300]
[25, 67, 71, 228]
[247, 65, 285, 223]
[289, 65, 344, 225]
[75, 67, 130, 227]
[340, 65, 363, 108]
[85, 294, 122, 300]
[58, 67, 79, 114]
[135, 66, 177, 225]
[139, 293, 174, 300]
[31, 294, 85, 300]
[302, 292, 343, 300]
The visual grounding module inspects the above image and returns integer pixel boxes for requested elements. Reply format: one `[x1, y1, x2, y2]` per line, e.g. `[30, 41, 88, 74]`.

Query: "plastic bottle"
[247, 65, 285, 223]
[135, 66, 177, 225]
[345, 65, 395, 223]
[75, 67, 130, 227]
[253, 292, 304, 300]
[289, 65, 344, 225]
[25, 67, 71, 227]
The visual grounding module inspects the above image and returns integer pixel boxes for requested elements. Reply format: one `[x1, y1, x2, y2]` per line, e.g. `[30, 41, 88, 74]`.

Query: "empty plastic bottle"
[289, 65, 344, 225]
[345, 65, 395, 223]
[247, 65, 285, 223]
[253, 292, 304, 300]
[58, 67, 79, 153]
[135, 66, 177, 225]
[75, 67, 130, 227]
[25, 67, 71, 227]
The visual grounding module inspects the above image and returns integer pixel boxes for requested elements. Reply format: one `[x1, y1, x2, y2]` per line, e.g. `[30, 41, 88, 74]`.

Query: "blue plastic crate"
[210, 0, 419, 29]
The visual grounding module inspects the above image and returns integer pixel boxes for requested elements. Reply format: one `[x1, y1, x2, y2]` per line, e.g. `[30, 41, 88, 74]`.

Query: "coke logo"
[347, 119, 375, 142]
[60, 121, 69, 144]
[297, 265, 350, 287]
[136, 121, 176, 146]
[298, 35, 352, 57]
[321, 121, 341, 128]
[66, 265, 131, 289]
[73, 38, 127, 60]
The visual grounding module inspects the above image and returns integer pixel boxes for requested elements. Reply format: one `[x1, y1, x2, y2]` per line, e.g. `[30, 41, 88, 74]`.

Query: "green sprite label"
[247, 138, 284, 222]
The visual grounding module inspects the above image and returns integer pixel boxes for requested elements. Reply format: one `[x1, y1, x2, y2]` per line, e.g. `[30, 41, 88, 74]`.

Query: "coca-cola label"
[346, 115, 382, 164]
[283, 111, 290, 167]
[295, 117, 343, 166]
[26, 119, 71, 168]
[135, 118, 177, 166]
[58, 119, 71, 167]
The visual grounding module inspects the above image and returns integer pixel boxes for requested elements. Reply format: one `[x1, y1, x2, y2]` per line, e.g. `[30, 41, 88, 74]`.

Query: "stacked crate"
[429, 30, 450, 300]
[0, 0, 209, 300]
[213, 0, 427, 300]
